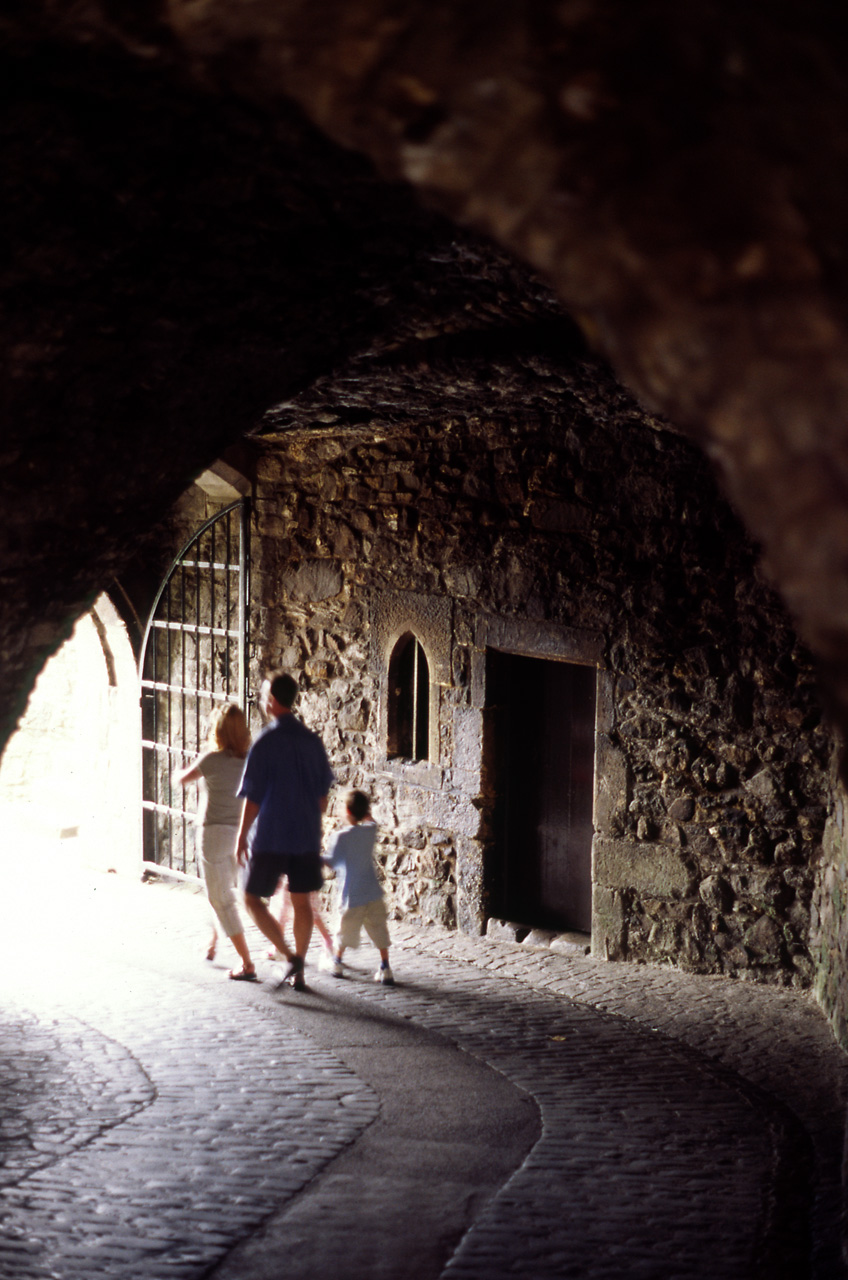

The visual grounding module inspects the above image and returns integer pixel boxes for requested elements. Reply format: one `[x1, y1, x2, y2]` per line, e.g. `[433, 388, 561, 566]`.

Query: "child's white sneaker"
[375, 961, 394, 985]
[321, 953, 345, 977]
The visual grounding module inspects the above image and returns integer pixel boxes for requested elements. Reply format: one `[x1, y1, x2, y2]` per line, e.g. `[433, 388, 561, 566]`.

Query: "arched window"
[388, 632, 429, 761]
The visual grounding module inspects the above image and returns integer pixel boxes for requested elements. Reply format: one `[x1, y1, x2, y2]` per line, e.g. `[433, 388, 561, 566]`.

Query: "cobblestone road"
[1, 842, 846, 1279]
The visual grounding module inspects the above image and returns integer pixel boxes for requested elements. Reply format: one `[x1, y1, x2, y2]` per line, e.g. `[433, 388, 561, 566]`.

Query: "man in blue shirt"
[236, 671, 334, 990]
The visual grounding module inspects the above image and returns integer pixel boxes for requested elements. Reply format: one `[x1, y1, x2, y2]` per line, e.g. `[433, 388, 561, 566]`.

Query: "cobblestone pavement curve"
[1, 840, 846, 1280]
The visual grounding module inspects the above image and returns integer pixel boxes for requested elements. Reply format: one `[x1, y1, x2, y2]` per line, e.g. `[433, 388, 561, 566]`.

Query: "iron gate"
[140, 501, 248, 877]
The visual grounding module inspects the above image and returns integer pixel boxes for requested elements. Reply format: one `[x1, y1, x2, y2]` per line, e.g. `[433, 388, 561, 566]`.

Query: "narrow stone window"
[388, 632, 429, 760]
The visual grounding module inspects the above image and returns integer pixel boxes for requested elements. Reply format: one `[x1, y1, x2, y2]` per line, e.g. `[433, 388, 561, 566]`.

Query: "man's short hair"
[346, 790, 371, 822]
[268, 671, 298, 708]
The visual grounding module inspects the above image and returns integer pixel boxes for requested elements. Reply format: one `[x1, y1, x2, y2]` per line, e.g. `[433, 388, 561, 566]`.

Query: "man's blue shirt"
[238, 713, 334, 855]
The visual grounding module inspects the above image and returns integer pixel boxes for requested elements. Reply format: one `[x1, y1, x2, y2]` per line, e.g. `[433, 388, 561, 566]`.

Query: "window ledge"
[380, 756, 444, 788]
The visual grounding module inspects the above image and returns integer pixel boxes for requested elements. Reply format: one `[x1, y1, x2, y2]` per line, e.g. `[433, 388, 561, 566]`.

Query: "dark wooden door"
[489, 651, 596, 932]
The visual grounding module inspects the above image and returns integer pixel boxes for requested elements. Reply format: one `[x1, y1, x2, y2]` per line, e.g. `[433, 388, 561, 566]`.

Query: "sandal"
[276, 954, 306, 992]
[228, 967, 258, 982]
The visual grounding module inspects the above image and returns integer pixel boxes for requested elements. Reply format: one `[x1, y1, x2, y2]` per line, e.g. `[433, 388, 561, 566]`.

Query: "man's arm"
[236, 798, 260, 866]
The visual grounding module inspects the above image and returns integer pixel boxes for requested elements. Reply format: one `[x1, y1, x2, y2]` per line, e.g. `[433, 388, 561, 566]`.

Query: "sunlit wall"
[0, 593, 141, 876]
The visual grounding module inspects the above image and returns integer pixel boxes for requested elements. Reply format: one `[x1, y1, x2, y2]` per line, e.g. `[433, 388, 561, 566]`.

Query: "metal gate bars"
[140, 501, 248, 877]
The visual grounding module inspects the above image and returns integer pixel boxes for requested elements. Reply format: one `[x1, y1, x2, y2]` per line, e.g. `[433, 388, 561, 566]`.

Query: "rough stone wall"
[812, 775, 848, 1040]
[247, 390, 832, 987]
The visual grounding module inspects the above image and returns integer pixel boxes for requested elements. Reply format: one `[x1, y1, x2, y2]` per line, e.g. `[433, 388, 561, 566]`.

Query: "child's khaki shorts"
[338, 897, 390, 949]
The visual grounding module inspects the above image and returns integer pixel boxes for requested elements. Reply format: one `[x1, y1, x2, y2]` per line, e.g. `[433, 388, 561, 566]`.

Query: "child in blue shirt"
[322, 790, 393, 984]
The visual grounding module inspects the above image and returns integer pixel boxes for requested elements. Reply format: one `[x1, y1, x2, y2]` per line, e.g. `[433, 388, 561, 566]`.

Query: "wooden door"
[489, 651, 596, 932]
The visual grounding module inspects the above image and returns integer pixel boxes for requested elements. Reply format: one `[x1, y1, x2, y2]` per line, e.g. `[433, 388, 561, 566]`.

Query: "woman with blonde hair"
[174, 702, 258, 980]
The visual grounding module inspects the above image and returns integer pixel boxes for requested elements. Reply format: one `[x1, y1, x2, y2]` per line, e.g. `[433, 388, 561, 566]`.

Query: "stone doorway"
[488, 650, 596, 933]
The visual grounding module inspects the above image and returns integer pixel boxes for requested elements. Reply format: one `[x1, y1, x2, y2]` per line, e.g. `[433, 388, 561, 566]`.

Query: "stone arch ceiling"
[3, 1, 848, 756]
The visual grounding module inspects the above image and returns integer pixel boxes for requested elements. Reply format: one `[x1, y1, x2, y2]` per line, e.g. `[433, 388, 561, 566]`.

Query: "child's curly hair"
[346, 790, 371, 821]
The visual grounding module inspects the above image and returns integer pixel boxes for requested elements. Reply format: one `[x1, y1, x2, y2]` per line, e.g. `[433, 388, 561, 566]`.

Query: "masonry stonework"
[812, 776, 848, 1039]
[245, 389, 831, 988]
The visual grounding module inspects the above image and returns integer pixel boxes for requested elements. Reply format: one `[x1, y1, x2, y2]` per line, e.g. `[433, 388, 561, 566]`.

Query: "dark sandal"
[276, 954, 306, 992]
[229, 967, 258, 982]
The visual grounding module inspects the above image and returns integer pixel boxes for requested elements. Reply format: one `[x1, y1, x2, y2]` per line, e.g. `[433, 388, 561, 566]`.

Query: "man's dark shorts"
[244, 850, 323, 898]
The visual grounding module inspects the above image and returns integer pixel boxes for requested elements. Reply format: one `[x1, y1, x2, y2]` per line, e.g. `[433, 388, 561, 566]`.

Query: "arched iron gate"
[140, 501, 249, 877]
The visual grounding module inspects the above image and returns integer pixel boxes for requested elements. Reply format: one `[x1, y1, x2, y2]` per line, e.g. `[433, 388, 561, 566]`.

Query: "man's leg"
[289, 891, 314, 960]
[244, 893, 293, 962]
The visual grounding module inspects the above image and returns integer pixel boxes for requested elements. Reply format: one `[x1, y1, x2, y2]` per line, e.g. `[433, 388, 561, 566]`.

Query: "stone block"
[525, 498, 591, 533]
[420, 789, 482, 839]
[475, 613, 605, 667]
[595, 669, 615, 733]
[591, 885, 625, 960]
[457, 897, 486, 936]
[486, 918, 530, 943]
[304, 657, 332, 680]
[594, 836, 693, 899]
[699, 874, 734, 913]
[338, 700, 370, 732]
[594, 735, 628, 834]
[331, 522, 358, 559]
[282, 558, 343, 602]
[418, 887, 456, 927]
[452, 707, 483, 777]
[549, 932, 592, 957]
[522, 927, 557, 948]
[443, 565, 484, 598]
[668, 795, 696, 822]
[743, 914, 784, 961]
[744, 767, 781, 806]
[683, 824, 719, 858]
[456, 841, 485, 935]
[792, 953, 815, 985]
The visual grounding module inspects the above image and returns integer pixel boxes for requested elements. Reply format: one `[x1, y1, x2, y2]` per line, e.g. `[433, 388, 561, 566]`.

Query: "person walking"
[174, 703, 258, 981]
[236, 671, 334, 991]
[322, 789, 394, 985]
